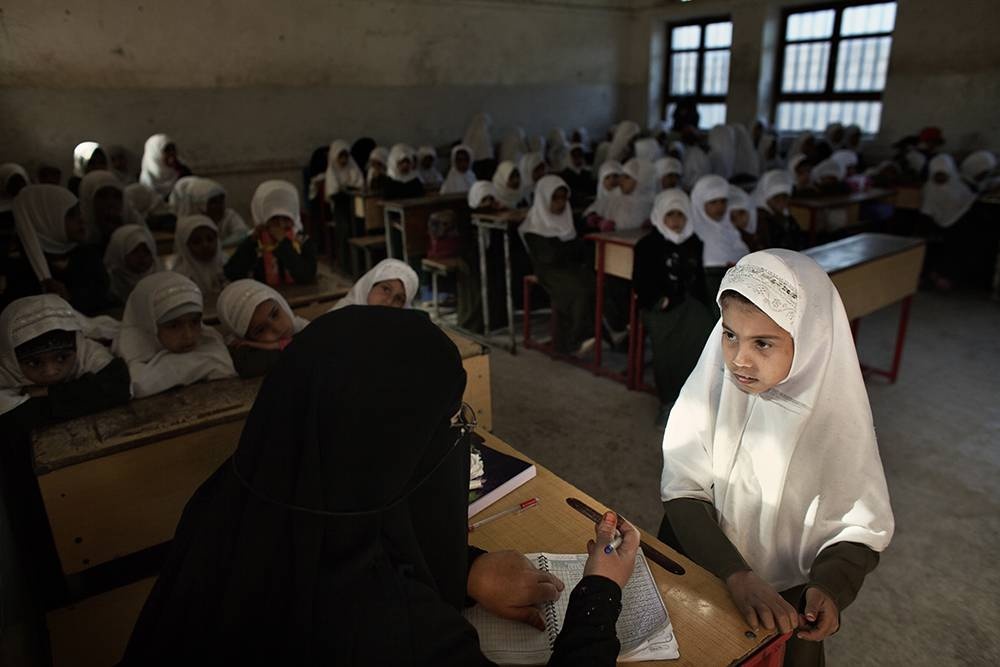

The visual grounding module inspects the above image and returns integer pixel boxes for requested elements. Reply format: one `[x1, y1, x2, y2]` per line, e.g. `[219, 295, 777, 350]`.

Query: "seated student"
[0, 163, 30, 219]
[726, 186, 761, 252]
[518, 152, 546, 204]
[689, 175, 748, 316]
[830, 149, 860, 179]
[467, 181, 501, 211]
[439, 144, 476, 195]
[417, 146, 443, 189]
[120, 306, 638, 665]
[140, 134, 191, 202]
[519, 175, 596, 356]
[659, 250, 893, 667]
[324, 139, 365, 201]
[7, 185, 110, 314]
[603, 158, 656, 231]
[632, 189, 714, 426]
[104, 224, 162, 303]
[216, 280, 309, 378]
[172, 215, 227, 300]
[332, 258, 420, 310]
[491, 161, 525, 209]
[67, 141, 109, 197]
[225, 180, 317, 287]
[559, 143, 595, 207]
[114, 272, 236, 398]
[920, 154, 978, 290]
[124, 183, 159, 225]
[571, 126, 592, 155]
[752, 170, 804, 251]
[382, 144, 424, 200]
[170, 177, 249, 248]
[365, 146, 390, 193]
[654, 157, 683, 192]
[79, 170, 142, 247]
[960, 150, 1000, 193]
[583, 160, 623, 229]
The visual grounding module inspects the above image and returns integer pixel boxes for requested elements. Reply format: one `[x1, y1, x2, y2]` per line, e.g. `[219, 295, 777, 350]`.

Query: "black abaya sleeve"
[549, 575, 623, 666]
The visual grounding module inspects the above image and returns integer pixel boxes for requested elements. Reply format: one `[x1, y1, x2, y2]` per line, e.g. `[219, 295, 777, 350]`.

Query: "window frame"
[661, 14, 733, 125]
[771, 0, 896, 130]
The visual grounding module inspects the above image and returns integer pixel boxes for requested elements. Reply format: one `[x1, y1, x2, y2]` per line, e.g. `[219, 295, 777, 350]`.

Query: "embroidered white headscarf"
[332, 259, 420, 310]
[215, 279, 309, 342]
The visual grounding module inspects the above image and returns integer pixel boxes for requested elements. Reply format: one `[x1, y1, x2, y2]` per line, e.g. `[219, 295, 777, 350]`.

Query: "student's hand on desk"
[796, 586, 840, 641]
[583, 511, 639, 589]
[725, 570, 799, 635]
[467, 550, 565, 631]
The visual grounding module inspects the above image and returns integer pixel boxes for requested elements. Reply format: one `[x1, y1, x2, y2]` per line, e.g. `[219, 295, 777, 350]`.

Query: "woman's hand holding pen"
[583, 511, 639, 589]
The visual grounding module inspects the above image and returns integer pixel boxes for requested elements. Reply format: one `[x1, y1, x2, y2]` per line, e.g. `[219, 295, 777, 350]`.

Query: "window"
[773, 2, 896, 135]
[663, 17, 733, 130]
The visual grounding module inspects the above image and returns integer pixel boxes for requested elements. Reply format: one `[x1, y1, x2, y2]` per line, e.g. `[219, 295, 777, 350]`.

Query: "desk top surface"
[473, 431, 773, 666]
[790, 187, 895, 209]
[804, 233, 925, 274]
[584, 228, 651, 247]
[379, 192, 468, 208]
[471, 209, 529, 224]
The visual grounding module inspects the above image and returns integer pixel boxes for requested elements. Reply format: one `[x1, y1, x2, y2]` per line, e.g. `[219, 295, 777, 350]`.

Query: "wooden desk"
[382, 192, 468, 263]
[584, 229, 650, 389]
[32, 333, 493, 575]
[471, 431, 784, 666]
[789, 187, 895, 245]
[805, 233, 926, 383]
[469, 209, 527, 353]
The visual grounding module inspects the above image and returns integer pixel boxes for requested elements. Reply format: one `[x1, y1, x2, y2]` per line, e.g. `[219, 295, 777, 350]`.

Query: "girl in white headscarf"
[960, 150, 999, 193]
[79, 170, 143, 244]
[689, 175, 748, 312]
[920, 154, 977, 287]
[727, 186, 760, 251]
[0, 294, 130, 419]
[491, 161, 525, 209]
[584, 160, 623, 223]
[172, 215, 227, 300]
[607, 121, 641, 163]
[104, 224, 162, 303]
[324, 140, 365, 200]
[440, 145, 477, 195]
[634, 137, 662, 163]
[366, 146, 390, 190]
[752, 170, 803, 251]
[463, 113, 494, 162]
[654, 157, 683, 192]
[0, 163, 31, 214]
[416, 146, 443, 189]
[632, 188, 714, 423]
[467, 181, 500, 210]
[140, 134, 189, 200]
[332, 259, 420, 310]
[659, 250, 893, 666]
[224, 181, 317, 287]
[68, 141, 109, 196]
[546, 127, 570, 167]
[605, 158, 656, 231]
[384, 144, 425, 200]
[113, 272, 236, 398]
[518, 152, 546, 203]
[708, 125, 736, 179]
[830, 149, 859, 177]
[216, 279, 309, 378]
[172, 177, 248, 248]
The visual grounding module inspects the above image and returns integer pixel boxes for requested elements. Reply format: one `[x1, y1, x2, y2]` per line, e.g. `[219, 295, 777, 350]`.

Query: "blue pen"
[604, 530, 623, 555]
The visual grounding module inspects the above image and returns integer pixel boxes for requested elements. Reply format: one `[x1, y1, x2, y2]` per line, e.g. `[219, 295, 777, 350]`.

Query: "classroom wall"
[0, 0, 633, 210]
[624, 0, 1000, 154]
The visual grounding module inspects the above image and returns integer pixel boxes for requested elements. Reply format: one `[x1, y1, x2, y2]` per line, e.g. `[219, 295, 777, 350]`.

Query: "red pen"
[468, 497, 539, 532]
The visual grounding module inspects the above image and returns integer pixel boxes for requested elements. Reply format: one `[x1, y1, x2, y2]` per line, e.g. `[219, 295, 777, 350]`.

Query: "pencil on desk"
[468, 497, 539, 532]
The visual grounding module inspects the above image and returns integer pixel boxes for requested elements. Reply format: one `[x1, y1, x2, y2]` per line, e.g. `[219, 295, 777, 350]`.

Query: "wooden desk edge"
[807, 237, 926, 276]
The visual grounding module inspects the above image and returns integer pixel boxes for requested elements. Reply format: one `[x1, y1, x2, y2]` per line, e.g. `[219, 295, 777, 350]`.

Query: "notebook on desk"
[463, 550, 680, 664]
[468, 439, 537, 518]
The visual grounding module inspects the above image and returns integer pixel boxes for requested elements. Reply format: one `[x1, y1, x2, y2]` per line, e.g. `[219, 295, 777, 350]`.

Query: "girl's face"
[94, 186, 124, 233]
[157, 312, 203, 353]
[163, 144, 178, 168]
[64, 205, 87, 243]
[367, 279, 407, 308]
[620, 175, 638, 194]
[246, 299, 294, 342]
[767, 193, 790, 214]
[661, 173, 679, 190]
[730, 209, 750, 230]
[531, 163, 546, 183]
[507, 169, 521, 190]
[336, 150, 350, 168]
[187, 226, 218, 263]
[549, 187, 569, 215]
[603, 173, 620, 191]
[19, 348, 77, 386]
[267, 215, 295, 234]
[932, 171, 949, 184]
[420, 155, 435, 170]
[124, 243, 154, 274]
[205, 193, 226, 223]
[721, 297, 794, 394]
[396, 157, 412, 175]
[571, 148, 584, 168]
[664, 210, 687, 233]
[455, 150, 471, 172]
[704, 197, 727, 222]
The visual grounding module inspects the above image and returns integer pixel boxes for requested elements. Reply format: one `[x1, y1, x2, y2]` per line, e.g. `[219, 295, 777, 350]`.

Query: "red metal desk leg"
[887, 295, 913, 383]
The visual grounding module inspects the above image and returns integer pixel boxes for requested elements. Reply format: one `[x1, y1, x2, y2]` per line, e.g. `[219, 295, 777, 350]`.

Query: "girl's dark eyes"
[723, 331, 736, 341]
[755, 340, 771, 350]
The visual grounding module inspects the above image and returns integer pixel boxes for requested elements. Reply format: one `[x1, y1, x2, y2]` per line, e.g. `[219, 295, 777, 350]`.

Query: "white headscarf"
[607, 158, 655, 230]
[0, 163, 30, 213]
[690, 175, 748, 267]
[731, 124, 760, 178]
[416, 146, 443, 188]
[113, 272, 235, 398]
[172, 215, 226, 297]
[708, 125, 736, 179]
[607, 121, 641, 163]
[139, 134, 180, 198]
[440, 145, 477, 195]
[831, 149, 859, 173]
[250, 180, 302, 233]
[650, 188, 695, 245]
[463, 113, 494, 161]
[654, 157, 683, 191]
[727, 185, 758, 235]
[125, 183, 158, 220]
[960, 150, 997, 187]
[388, 144, 419, 183]
[682, 144, 713, 191]
[921, 154, 976, 229]
[499, 127, 527, 164]
[216, 279, 309, 342]
[467, 181, 498, 209]
[811, 158, 846, 184]
[518, 152, 546, 199]
[366, 146, 389, 188]
[546, 128, 571, 170]
[752, 169, 794, 214]
[104, 224, 162, 302]
[169, 176, 205, 217]
[13, 185, 78, 282]
[491, 161, 523, 209]
[324, 139, 365, 198]
[634, 137, 663, 162]
[332, 259, 420, 310]
[0, 295, 118, 415]
[518, 175, 575, 243]
[661, 250, 894, 591]
[72, 142, 104, 178]
[585, 160, 624, 218]
[527, 135, 546, 156]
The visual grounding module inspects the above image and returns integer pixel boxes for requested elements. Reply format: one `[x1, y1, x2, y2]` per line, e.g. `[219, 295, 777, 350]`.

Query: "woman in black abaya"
[121, 306, 637, 665]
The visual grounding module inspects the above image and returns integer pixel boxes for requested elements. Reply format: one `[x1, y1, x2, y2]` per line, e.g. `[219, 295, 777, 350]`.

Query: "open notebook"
[463, 550, 680, 664]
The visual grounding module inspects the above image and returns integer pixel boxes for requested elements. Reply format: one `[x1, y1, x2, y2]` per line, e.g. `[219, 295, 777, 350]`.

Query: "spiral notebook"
[463, 550, 680, 665]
